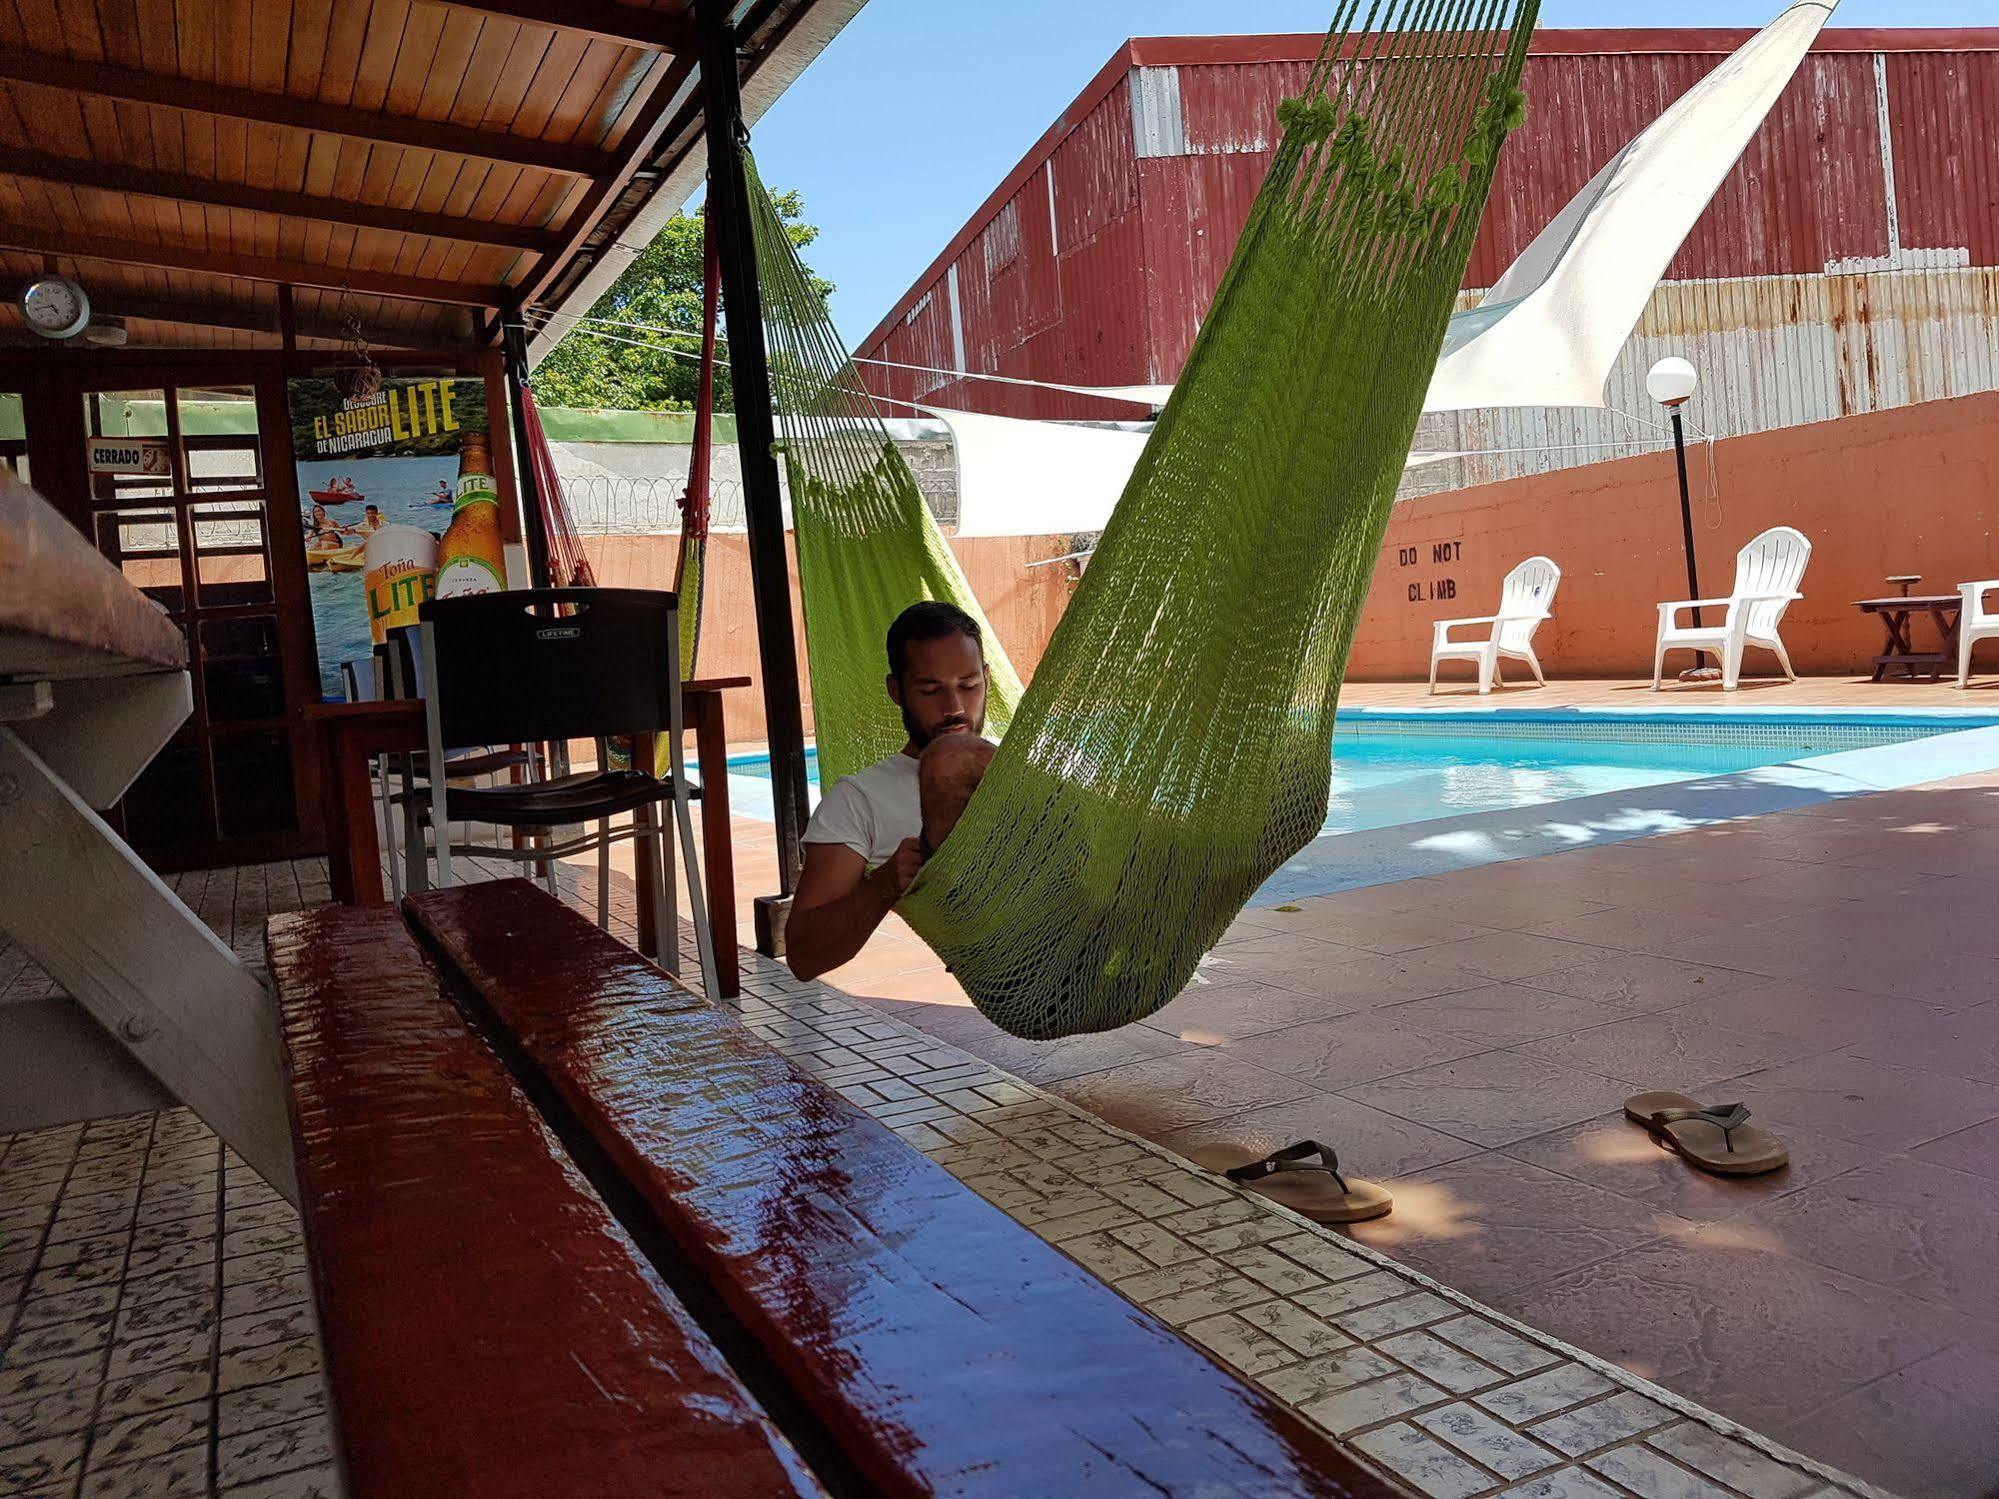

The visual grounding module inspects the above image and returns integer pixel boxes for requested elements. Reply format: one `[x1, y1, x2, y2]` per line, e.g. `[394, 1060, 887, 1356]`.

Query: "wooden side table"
[1852, 595, 1963, 681]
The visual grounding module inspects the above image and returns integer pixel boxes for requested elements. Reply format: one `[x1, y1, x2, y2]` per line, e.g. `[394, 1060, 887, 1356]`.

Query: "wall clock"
[20, 275, 91, 340]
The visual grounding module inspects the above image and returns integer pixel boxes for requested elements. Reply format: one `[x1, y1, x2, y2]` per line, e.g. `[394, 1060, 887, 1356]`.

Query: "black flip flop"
[1624, 1091, 1789, 1177]
[1187, 1139, 1393, 1223]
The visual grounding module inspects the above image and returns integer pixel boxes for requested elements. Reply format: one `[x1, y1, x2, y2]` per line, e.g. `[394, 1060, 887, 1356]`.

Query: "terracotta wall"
[1350, 391, 1999, 681]
[585, 392, 1999, 741]
[581, 531, 1077, 744]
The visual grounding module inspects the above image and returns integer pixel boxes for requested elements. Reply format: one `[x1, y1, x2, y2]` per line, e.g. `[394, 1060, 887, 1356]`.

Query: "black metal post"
[501, 316, 552, 589]
[1670, 409, 1707, 669]
[697, 0, 811, 912]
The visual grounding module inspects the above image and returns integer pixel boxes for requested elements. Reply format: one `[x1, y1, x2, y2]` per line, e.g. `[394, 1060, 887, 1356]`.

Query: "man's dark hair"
[886, 600, 983, 680]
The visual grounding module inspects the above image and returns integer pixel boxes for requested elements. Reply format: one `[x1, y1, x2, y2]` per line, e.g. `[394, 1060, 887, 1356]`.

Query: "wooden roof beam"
[431, 0, 695, 52]
[518, 51, 699, 307]
[0, 223, 508, 307]
[0, 54, 611, 180]
[82, 295, 480, 350]
[0, 147, 559, 253]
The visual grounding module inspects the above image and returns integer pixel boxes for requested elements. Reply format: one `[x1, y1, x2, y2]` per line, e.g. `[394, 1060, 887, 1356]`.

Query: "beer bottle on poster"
[434, 431, 508, 597]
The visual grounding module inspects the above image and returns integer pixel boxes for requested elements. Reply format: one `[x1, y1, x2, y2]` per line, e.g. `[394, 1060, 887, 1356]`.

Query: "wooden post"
[696, 0, 811, 914]
[502, 316, 553, 589]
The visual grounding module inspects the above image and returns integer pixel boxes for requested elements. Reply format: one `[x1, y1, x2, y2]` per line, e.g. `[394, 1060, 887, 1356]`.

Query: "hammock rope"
[751, 0, 1536, 1039]
[518, 381, 595, 588]
[744, 154, 1026, 789]
[675, 209, 721, 680]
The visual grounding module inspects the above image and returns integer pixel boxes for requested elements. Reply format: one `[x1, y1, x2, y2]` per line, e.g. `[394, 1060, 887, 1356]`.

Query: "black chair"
[376, 627, 537, 903]
[414, 588, 716, 992]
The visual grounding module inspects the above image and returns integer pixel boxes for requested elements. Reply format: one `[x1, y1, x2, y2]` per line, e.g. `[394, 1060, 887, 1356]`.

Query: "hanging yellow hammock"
[752, 0, 1536, 1039]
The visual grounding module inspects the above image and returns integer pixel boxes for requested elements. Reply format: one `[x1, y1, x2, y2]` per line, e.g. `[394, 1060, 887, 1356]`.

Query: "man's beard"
[903, 703, 980, 750]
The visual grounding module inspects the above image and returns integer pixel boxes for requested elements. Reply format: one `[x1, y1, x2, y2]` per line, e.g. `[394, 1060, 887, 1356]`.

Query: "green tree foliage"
[533, 192, 832, 412]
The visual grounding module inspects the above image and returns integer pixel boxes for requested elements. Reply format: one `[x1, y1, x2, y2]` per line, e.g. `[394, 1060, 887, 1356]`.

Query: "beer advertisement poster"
[285, 376, 489, 698]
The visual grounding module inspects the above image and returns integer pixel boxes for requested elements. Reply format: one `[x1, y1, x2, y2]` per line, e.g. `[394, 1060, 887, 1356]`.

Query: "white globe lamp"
[1646, 356, 1698, 408]
[1647, 355, 1713, 678]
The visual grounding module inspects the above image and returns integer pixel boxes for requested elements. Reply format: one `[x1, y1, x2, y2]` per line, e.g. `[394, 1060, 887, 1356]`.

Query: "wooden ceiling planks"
[0, 0, 764, 351]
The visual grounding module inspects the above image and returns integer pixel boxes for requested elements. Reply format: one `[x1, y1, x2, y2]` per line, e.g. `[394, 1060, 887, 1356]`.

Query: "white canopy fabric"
[936, 405, 1465, 537]
[1424, 0, 1835, 411]
[923, 405, 1152, 538]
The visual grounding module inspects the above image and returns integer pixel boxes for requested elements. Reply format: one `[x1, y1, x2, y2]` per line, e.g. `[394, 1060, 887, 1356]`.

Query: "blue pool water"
[727, 715, 1969, 838]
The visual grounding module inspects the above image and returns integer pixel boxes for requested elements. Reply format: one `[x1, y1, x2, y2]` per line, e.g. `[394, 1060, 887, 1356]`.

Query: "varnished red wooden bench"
[403, 879, 1397, 1499]
[264, 905, 818, 1499]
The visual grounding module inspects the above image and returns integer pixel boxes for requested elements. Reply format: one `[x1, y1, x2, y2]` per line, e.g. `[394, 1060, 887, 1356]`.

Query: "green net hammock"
[746, 159, 1026, 788]
[752, 0, 1535, 1039]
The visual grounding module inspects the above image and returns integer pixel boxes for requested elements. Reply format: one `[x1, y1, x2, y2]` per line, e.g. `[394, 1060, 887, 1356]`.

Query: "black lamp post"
[1648, 356, 1710, 674]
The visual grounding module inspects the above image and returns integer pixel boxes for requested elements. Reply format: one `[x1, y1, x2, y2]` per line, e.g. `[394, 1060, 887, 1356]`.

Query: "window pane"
[200, 615, 286, 723]
[192, 498, 273, 606]
[95, 507, 184, 610]
[185, 440, 262, 492]
[121, 735, 212, 847]
[181, 386, 262, 493]
[212, 730, 297, 839]
[0, 391, 26, 489]
[83, 389, 172, 504]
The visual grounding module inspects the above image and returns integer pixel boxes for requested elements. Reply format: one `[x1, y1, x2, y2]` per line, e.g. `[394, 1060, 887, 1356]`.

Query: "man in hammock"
[787, 601, 997, 981]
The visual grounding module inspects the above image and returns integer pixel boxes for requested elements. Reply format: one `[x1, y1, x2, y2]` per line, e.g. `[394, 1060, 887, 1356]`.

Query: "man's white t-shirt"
[802, 752, 921, 867]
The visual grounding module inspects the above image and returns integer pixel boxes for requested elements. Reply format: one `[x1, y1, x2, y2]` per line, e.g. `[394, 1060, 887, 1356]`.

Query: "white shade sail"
[1423, 0, 1836, 411]
[1036, 2, 1831, 420]
[936, 406, 1466, 538]
[923, 405, 1153, 538]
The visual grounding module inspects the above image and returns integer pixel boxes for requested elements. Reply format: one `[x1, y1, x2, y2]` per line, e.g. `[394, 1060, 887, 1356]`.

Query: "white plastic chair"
[1429, 555, 1561, 695]
[1957, 582, 1999, 687]
[1652, 525, 1811, 691]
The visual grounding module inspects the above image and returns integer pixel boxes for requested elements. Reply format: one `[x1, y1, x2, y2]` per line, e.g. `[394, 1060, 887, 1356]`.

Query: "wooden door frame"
[63, 360, 320, 862]
[2, 344, 525, 868]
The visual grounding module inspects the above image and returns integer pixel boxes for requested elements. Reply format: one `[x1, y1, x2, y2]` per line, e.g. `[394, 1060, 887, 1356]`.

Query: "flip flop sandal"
[1624, 1091, 1789, 1177]
[1187, 1139, 1393, 1223]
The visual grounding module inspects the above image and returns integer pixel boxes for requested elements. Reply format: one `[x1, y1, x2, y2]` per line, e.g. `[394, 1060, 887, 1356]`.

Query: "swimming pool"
[726, 711, 1989, 839]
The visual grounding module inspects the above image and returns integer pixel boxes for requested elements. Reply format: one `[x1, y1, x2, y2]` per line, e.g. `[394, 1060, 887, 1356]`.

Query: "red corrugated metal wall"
[856, 31, 1999, 426]
[1890, 51, 1999, 265]
[866, 76, 1153, 421]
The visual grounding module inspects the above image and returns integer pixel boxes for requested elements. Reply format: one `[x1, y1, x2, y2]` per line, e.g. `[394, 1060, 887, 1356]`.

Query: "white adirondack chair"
[1957, 581, 1999, 687]
[1652, 526, 1811, 691]
[1429, 556, 1561, 695]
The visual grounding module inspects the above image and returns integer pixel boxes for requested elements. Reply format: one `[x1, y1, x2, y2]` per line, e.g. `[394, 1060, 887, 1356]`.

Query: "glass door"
[83, 376, 318, 864]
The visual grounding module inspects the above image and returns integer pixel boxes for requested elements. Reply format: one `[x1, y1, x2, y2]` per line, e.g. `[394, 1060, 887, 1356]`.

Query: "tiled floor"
[0, 1107, 330, 1499]
[1, 918, 1884, 1499]
[8, 715, 1995, 1497]
[834, 772, 1999, 1497]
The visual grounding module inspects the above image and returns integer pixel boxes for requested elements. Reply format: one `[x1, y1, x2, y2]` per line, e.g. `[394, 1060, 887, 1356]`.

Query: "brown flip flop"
[1624, 1091, 1789, 1177]
[1188, 1139, 1393, 1223]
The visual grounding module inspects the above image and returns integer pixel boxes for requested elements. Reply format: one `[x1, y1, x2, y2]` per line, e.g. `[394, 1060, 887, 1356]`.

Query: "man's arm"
[786, 839, 923, 982]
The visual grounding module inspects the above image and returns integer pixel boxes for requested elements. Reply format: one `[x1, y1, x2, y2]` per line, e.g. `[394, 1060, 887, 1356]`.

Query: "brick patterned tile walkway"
[829, 777, 1999, 1498]
[0, 1108, 331, 1499]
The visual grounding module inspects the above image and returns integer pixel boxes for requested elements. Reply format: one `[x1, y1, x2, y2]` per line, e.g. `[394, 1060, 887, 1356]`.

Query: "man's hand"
[867, 838, 925, 905]
[787, 840, 921, 982]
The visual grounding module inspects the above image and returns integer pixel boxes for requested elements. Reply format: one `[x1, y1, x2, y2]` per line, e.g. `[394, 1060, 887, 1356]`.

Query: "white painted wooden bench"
[0, 475, 294, 1199]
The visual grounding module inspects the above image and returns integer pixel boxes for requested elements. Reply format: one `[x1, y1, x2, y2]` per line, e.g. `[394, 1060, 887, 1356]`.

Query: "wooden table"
[308, 676, 748, 998]
[0, 478, 296, 1198]
[1853, 594, 1963, 681]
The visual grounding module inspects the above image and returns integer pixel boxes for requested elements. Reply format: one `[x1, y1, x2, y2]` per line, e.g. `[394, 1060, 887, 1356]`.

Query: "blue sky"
[748, 0, 1990, 346]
